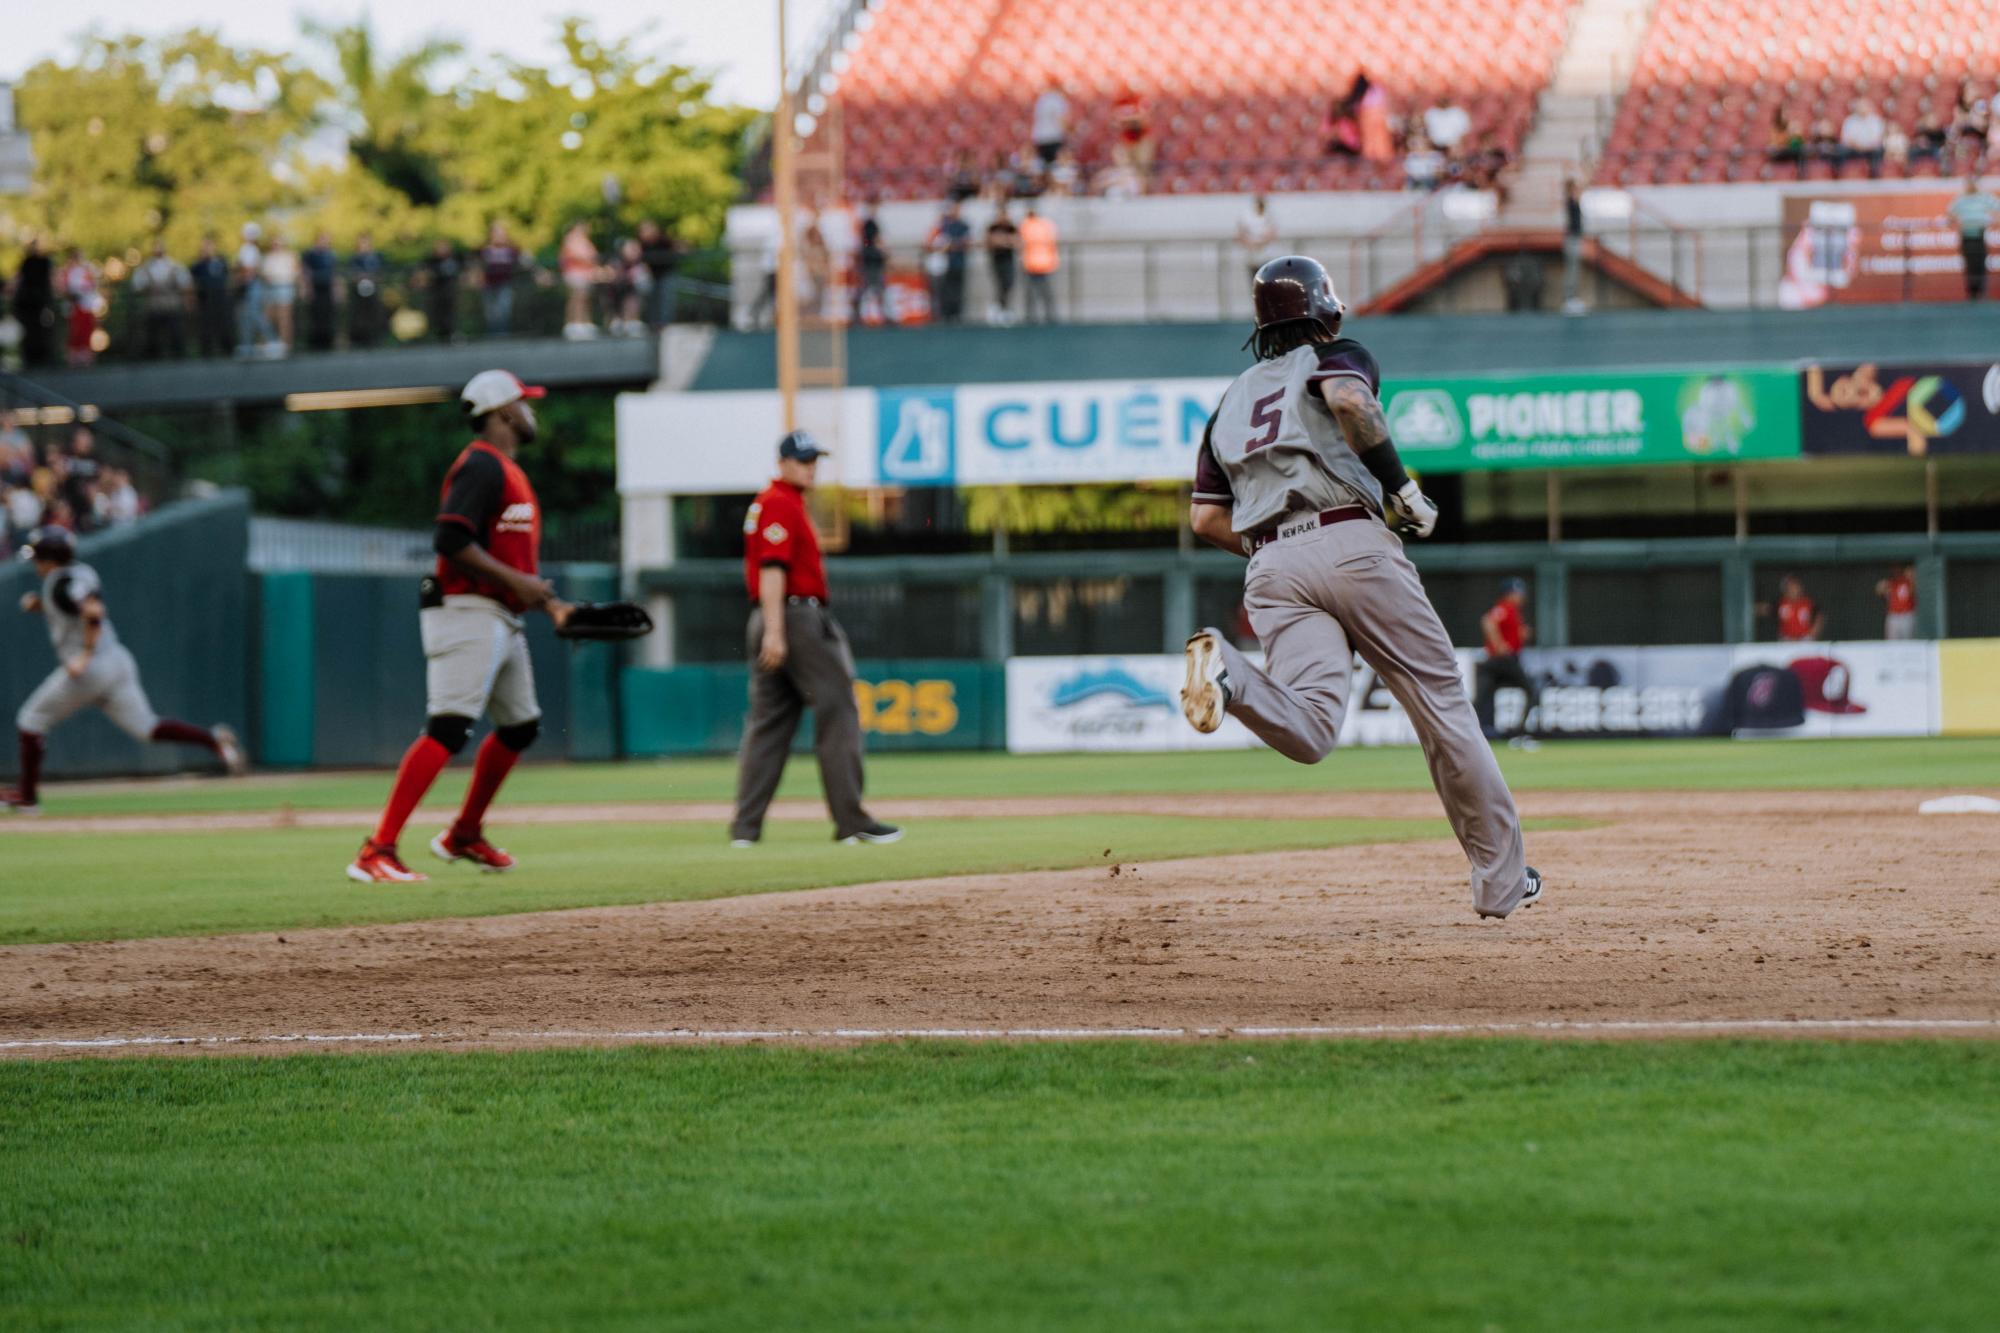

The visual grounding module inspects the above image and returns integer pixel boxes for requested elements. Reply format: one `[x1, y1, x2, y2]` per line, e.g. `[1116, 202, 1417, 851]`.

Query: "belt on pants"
[1246, 505, 1368, 553]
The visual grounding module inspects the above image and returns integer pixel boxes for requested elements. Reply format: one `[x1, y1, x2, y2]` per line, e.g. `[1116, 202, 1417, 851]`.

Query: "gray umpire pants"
[730, 599, 872, 841]
[1213, 518, 1532, 917]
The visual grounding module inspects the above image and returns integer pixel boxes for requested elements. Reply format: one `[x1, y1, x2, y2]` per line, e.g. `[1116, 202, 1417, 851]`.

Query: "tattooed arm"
[1317, 375, 1438, 538]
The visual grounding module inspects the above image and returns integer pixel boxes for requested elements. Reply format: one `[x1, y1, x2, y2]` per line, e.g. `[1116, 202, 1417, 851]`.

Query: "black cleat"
[838, 821, 904, 845]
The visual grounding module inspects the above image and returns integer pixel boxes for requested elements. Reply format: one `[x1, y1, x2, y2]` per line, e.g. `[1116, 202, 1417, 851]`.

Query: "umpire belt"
[1247, 505, 1369, 553]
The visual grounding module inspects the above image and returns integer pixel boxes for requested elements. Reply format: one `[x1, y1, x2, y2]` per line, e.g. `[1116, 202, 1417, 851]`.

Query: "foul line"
[4, 1017, 1999, 1052]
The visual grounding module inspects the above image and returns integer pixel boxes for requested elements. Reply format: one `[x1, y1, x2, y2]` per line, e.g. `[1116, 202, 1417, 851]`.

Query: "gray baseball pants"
[1213, 517, 1532, 917]
[730, 600, 873, 841]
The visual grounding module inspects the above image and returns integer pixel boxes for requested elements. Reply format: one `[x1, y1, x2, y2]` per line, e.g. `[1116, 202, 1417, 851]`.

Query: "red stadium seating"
[1597, 0, 1999, 186]
[809, 0, 1572, 198]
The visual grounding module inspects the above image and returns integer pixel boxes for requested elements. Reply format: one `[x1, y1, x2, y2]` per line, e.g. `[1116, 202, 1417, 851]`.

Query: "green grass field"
[4, 1041, 1997, 1331]
[28, 736, 2000, 816]
[2, 813, 1587, 946]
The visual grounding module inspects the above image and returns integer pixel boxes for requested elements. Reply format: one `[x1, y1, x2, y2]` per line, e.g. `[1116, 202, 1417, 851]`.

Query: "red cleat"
[430, 829, 516, 873]
[346, 840, 428, 884]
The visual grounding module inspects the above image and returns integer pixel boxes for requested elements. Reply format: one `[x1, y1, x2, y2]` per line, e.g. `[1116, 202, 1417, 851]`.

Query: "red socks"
[150, 719, 220, 753]
[373, 736, 452, 848]
[16, 730, 44, 805]
[453, 734, 522, 841]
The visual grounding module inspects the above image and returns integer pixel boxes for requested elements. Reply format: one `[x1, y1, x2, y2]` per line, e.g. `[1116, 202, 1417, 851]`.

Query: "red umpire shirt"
[743, 478, 828, 602]
[437, 440, 541, 612]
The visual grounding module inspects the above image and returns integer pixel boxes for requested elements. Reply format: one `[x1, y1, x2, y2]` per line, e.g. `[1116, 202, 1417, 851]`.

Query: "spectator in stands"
[981, 149, 1019, 203]
[611, 237, 652, 336]
[1424, 98, 1471, 158]
[800, 207, 831, 319]
[0, 411, 30, 487]
[479, 221, 524, 337]
[347, 233, 386, 348]
[1764, 575, 1823, 642]
[302, 231, 338, 351]
[1950, 84, 1989, 168]
[1112, 89, 1155, 188]
[130, 239, 190, 360]
[1047, 147, 1083, 197]
[1236, 195, 1280, 284]
[10, 237, 57, 368]
[1356, 75, 1394, 164]
[259, 234, 300, 355]
[926, 202, 971, 324]
[5, 469, 43, 544]
[59, 247, 100, 367]
[1458, 134, 1511, 199]
[1019, 202, 1059, 324]
[1480, 578, 1538, 748]
[1562, 178, 1586, 314]
[1323, 76, 1366, 156]
[1767, 108, 1806, 178]
[854, 201, 888, 324]
[234, 223, 269, 355]
[96, 465, 140, 527]
[559, 221, 599, 338]
[1805, 118, 1842, 170]
[947, 151, 981, 204]
[985, 203, 1019, 325]
[1839, 99, 1887, 178]
[638, 219, 682, 328]
[1877, 563, 1917, 640]
[1404, 130, 1444, 191]
[187, 235, 230, 359]
[1912, 112, 1949, 165]
[1883, 123, 1911, 176]
[1948, 175, 1999, 300]
[1031, 82, 1069, 171]
[62, 426, 102, 529]
[422, 238, 463, 343]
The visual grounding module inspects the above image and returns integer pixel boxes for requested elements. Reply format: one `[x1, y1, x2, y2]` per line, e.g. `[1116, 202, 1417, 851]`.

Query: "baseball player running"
[346, 370, 571, 883]
[1179, 256, 1541, 919]
[4, 525, 246, 815]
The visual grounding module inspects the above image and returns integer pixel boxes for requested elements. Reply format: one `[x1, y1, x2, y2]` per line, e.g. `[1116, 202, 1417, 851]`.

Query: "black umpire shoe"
[838, 821, 904, 845]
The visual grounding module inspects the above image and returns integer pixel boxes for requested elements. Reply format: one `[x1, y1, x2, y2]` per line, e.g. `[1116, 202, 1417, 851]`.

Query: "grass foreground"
[1, 814, 1594, 946]
[4, 1040, 1997, 1331]
[23, 736, 2000, 818]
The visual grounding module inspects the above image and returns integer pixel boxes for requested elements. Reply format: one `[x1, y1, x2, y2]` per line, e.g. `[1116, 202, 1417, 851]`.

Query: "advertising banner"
[1381, 370, 1801, 471]
[1798, 360, 2000, 456]
[1938, 639, 2000, 736]
[1005, 641, 1940, 754]
[1778, 192, 1992, 309]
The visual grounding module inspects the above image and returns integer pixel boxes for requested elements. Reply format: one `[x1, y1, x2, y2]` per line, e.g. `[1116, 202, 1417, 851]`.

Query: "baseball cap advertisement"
[1799, 361, 2000, 456]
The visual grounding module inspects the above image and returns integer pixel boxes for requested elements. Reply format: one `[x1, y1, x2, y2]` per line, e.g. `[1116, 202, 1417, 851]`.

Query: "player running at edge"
[347, 370, 571, 883]
[1179, 256, 1542, 919]
[5, 525, 247, 814]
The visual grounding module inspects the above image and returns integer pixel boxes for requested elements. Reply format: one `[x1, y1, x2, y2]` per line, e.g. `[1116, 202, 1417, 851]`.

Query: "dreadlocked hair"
[1252, 318, 1335, 362]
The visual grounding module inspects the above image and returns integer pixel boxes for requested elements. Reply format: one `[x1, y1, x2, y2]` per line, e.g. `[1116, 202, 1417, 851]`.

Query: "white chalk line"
[4, 1016, 1999, 1052]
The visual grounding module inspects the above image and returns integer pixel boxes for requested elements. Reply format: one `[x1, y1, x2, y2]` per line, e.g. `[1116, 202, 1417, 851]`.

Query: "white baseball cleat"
[213, 724, 250, 777]
[1180, 629, 1231, 734]
[729, 838, 757, 849]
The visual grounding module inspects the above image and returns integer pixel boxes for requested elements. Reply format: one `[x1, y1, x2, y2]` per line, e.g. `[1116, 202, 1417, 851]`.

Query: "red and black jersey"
[435, 440, 540, 611]
[742, 479, 828, 603]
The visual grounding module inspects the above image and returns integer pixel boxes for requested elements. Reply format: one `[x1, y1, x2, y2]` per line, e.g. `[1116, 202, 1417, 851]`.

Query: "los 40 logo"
[852, 678, 960, 736]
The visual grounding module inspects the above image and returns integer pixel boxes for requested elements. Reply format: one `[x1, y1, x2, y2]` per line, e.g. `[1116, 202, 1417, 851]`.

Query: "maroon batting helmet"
[1245, 255, 1346, 354]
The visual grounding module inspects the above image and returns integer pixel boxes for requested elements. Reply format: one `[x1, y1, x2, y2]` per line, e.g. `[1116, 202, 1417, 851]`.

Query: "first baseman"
[1180, 256, 1541, 919]
[347, 370, 572, 883]
[4, 525, 247, 814]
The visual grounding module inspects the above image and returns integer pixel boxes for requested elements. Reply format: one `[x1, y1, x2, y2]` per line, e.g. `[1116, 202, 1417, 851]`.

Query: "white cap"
[461, 369, 547, 417]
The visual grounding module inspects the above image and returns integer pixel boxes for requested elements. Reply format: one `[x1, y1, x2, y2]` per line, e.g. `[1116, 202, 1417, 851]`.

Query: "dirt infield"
[4, 789, 1998, 1056]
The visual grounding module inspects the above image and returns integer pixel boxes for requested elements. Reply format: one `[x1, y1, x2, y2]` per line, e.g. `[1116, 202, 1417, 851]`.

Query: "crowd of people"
[1317, 76, 1513, 195]
[1767, 83, 1992, 179]
[0, 415, 143, 548]
[3, 220, 691, 366]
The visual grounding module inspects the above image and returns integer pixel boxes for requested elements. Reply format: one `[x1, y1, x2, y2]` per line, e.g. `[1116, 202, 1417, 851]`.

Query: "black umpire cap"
[778, 429, 830, 461]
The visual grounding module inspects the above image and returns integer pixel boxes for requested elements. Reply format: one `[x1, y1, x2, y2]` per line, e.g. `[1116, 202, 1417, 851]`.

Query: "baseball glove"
[557, 601, 655, 641]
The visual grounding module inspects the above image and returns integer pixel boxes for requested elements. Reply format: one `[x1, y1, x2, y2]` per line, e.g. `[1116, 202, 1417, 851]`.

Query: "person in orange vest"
[1019, 204, 1060, 324]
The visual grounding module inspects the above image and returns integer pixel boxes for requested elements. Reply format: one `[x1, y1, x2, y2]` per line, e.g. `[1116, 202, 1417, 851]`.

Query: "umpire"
[729, 431, 902, 847]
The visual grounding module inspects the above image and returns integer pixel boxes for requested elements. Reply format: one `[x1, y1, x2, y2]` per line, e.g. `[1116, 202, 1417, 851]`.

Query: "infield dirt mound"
[3, 789, 1997, 1056]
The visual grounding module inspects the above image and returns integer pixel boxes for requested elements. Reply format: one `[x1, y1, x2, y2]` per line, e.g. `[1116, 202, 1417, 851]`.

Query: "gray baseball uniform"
[1193, 339, 1532, 918]
[17, 562, 161, 740]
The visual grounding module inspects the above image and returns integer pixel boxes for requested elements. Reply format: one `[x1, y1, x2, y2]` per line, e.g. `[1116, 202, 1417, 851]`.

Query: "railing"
[9, 251, 732, 369]
[249, 514, 620, 572]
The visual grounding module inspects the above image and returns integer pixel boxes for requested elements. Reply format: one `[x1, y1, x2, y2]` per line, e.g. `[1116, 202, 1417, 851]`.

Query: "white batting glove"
[1388, 480, 1439, 538]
